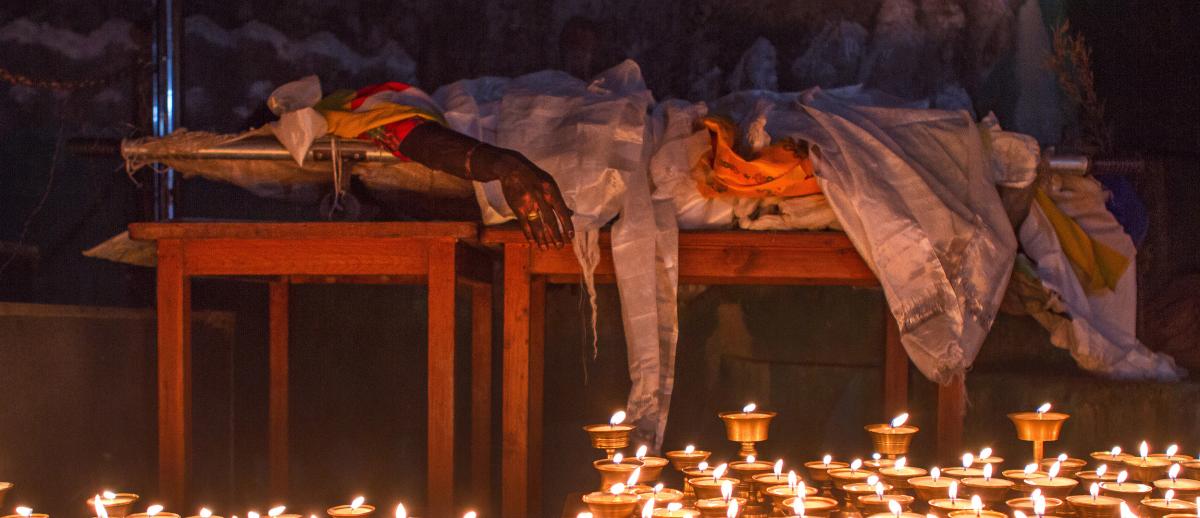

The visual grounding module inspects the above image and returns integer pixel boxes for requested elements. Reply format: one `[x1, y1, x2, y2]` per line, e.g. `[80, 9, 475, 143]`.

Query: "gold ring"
[527, 211, 541, 221]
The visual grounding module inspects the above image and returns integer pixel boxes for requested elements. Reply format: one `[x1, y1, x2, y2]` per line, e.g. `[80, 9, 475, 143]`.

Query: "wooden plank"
[937, 374, 966, 462]
[156, 239, 191, 509]
[882, 310, 907, 417]
[181, 238, 428, 276]
[286, 275, 425, 285]
[268, 281, 289, 500]
[130, 221, 478, 241]
[483, 226, 862, 249]
[470, 282, 493, 510]
[501, 244, 532, 518]
[427, 239, 458, 518]
[528, 275, 546, 518]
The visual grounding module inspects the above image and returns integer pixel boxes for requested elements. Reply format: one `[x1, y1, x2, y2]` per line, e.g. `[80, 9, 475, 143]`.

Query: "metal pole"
[153, 0, 183, 220]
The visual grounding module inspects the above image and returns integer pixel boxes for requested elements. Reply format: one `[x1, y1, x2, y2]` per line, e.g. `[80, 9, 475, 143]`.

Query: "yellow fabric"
[315, 89, 444, 138]
[1034, 188, 1130, 293]
[694, 116, 822, 198]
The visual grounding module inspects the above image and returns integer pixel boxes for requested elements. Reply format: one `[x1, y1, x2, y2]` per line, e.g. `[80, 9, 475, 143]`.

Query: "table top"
[129, 221, 479, 241]
[481, 226, 858, 250]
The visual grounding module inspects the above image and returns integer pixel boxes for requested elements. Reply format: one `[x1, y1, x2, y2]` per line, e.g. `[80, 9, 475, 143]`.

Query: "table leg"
[157, 239, 191, 509]
[937, 373, 966, 462]
[268, 281, 289, 499]
[502, 243, 532, 518]
[427, 239, 457, 518]
[470, 282, 493, 509]
[882, 309, 907, 416]
[528, 275, 546, 518]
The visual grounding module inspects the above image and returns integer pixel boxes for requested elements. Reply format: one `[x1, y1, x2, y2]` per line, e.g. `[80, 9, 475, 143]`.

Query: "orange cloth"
[694, 116, 822, 198]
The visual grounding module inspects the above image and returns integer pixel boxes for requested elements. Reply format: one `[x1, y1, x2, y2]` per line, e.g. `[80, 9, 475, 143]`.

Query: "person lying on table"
[317, 81, 574, 249]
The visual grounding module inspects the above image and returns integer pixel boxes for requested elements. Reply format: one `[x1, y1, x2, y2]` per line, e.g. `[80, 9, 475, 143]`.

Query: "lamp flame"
[654, 483, 663, 495]
[775, 459, 783, 477]
[788, 470, 798, 489]
[685, 445, 695, 455]
[874, 453, 882, 461]
[1057, 453, 1068, 463]
[1048, 462, 1061, 480]
[576, 514, 592, 518]
[743, 403, 756, 413]
[268, 507, 285, 517]
[1117, 471, 1129, 485]
[16, 508, 32, 518]
[103, 492, 118, 500]
[1036, 403, 1051, 415]
[962, 453, 974, 469]
[248, 512, 259, 518]
[626, 467, 641, 486]
[148, 505, 164, 517]
[1031, 489, 1042, 500]
[889, 499, 902, 518]
[200, 509, 212, 518]
[610, 483, 626, 496]
[668, 503, 683, 512]
[1034, 495, 1046, 517]
[1111, 446, 1122, 457]
[350, 497, 365, 511]
[875, 483, 885, 498]
[94, 496, 109, 518]
[983, 464, 993, 481]
[747, 455, 756, 463]
[640, 501, 653, 518]
[1097, 465, 1108, 478]
[613, 453, 625, 465]
[726, 499, 738, 518]
[896, 457, 907, 469]
[822, 455, 832, 467]
[610, 411, 627, 426]
[867, 476, 879, 487]
[891, 413, 909, 428]
[949, 481, 958, 501]
[463, 513, 476, 518]
[636, 445, 648, 460]
[1140, 441, 1150, 460]
[1166, 489, 1175, 504]
[851, 459, 863, 472]
[698, 461, 709, 472]
[1024, 464, 1038, 476]
[1170, 464, 1181, 481]
[979, 448, 992, 459]
[713, 463, 728, 481]
[970, 495, 983, 515]
[1119, 502, 1137, 518]
[1091, 483, 1100, 499]
[1167, 444, 1179, 457]
[931, 467, 941, 481]
[720, 479, 733, 502]
[793, 497, 805, 518]
[1015, 512, 1028, 518]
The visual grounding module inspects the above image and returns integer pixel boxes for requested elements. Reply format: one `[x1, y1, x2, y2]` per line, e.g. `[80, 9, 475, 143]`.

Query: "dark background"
[1, 1, 1198, 516]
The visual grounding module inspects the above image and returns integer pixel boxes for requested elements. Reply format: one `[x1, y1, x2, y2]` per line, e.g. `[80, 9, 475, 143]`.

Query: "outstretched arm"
[394, 122, 575, 249]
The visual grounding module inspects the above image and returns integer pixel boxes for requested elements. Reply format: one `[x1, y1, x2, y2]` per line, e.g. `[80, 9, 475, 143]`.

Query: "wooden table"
[130, 222, 495, 518]
[481, 227, 965, 517]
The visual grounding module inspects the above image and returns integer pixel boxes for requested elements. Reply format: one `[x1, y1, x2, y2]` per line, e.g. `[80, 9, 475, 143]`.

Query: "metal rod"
[121, 136, 402, 163]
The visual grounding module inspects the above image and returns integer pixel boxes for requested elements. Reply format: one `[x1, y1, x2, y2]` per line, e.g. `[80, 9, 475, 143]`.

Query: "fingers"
[543, 184, 575, 241]
[539, 197, 564, 248]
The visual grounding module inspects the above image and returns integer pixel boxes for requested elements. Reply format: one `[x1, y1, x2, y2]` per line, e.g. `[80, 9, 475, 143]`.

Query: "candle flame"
[726, 499, 738, 518]
[463, 513, 476, 518]
[875, 483, 885, 498]
[788, 471, 798, 489]
[1037, 403, 1051, 415]
[743, 403, 756, 413]
[896, 457, 907, 469]
[931, 467, 941, 481]
[668, 503, 683, 511]
[1111, 446, 1122, 457]
[1091, 483, 1100, 499]
[576, 513, 593, 518]
[747, 455, 756, 463]
[1119, 502, 1137, 518]
[1048, 462, 1061, 480]
[720, 479, 733, 502]
[1170, 464, 1182, 481]
[148, 505, 164, 517]
[891, 413, 909, 428]
[1024, 463, 1037, 476]
[851, 459, 863, 472]
[1166, 489, 1175, 504]
[1140, 441, 1150, 460]
[103, 491, 118, 500]
[200, 509, 213, 518]
[1015, 512, 1028, 518]
[949, 481, 958, 500]
[268, 507, 285, 518]
[94, 496, 110, 518]
[983, 463, 993, 481]
[889, 499, 902, 518]
[610, 411, 627, 426]
[970, 495, 983, 514]
[626, 467, 642, 486]
[698, 461, 709, 472]
[1057, 453, 1068, 463]
[641, 500, 653, 518]
[962, 453, 974, 469]
[613, 453, 625, 465]
[979, 447, 992, 459]
[1117, 471, 1128, 484]
[610, 483, 626, 496]
[16, 508, 32, 518]
[822, 455, 832, 467]
[874, 453, 882, 461]
[685, 445, 695, 455]
[1034, 495, 1046, 517]
[350, 497, 365, 511]
[636, 445, 648, 460]
[775, 460, 783, 477]
[394, 504, 405, 518]
[867, 475, 880, 487]
[654, 483, 663, 494]
[249, 512, 259, 518]
[793, 497, 805, 518]
[1167, 444, 1179, 457]
[713, 463, 728, 481]
[1097, 464, 1108, 478]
